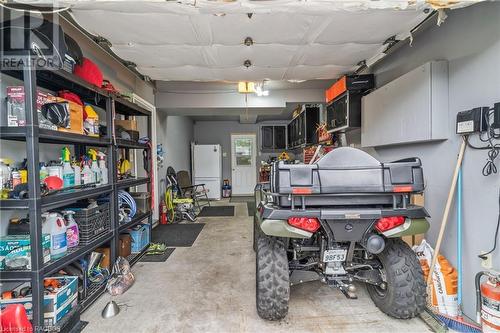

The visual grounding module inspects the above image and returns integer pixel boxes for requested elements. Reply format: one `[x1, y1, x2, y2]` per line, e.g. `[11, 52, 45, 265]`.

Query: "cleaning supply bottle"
[97, 151, 108, 185]
[81, 157, 94, 184]
[63, 210, 79, 248]
[62, 147, 74, 188]
[39, 162, 48, 182]
[42, 212, 67, 260]
[72, 157, 81, 186]
[88, 149, 101, 184]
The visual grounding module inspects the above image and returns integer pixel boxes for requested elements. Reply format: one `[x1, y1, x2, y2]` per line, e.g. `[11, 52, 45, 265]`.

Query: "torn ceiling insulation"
[19, 0, 479, 82]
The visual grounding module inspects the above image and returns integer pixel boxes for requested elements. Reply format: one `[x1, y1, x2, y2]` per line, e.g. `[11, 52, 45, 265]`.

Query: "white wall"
[156, 114, 194, 177]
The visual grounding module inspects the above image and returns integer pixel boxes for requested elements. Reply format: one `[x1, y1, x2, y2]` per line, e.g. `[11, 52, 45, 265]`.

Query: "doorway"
[231, 134, 257, 195]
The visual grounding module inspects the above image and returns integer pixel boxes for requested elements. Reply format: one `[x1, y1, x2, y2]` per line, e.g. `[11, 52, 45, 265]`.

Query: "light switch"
[222, 152, 227, 157]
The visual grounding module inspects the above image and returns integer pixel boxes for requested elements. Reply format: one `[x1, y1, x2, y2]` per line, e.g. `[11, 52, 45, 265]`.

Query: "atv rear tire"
[367, 238, 426, 319]
[256, 236, 290, 320]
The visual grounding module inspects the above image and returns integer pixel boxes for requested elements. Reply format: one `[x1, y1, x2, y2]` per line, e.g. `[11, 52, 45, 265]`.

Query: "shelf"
[0, 198, 30, 210]
[0, 127, 111, 146]
[116, 177, 150, 189]
[119, 211, 152, 232]
[116, 138, 149, 149]
[114, 96, 150, 116]
[0, 270, 32, 282]
[1, 69, 109, 109]
[43, 231, 114, 277]
[41, 184, 113, 210]
[81, 282, 107, 312]
[126, 245, 149, 266]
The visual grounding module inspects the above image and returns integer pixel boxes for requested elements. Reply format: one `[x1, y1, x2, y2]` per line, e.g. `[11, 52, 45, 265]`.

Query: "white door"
[231, 134, 257, 195]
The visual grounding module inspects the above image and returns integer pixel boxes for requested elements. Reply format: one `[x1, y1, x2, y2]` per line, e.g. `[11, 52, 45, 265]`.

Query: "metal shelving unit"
[0, 53, 152, 332]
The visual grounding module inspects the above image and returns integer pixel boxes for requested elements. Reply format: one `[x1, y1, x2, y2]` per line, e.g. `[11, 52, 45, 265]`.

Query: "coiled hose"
[118, 190, 137, 218]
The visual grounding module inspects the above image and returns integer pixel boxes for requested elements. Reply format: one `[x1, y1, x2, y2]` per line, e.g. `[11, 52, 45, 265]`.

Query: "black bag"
[64, 33, 83, 65]
[1, 14, 68, 68]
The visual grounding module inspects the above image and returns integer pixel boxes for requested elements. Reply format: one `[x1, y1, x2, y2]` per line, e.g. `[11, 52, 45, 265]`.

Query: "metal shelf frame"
[0, 54, 153, 332]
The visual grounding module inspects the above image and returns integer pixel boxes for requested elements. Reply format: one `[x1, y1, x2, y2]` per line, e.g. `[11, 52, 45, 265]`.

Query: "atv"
[253, 147, 429, 321]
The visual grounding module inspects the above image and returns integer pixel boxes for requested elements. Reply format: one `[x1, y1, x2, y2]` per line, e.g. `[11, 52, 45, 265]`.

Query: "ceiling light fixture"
[243, 60, 252, 68]
[255, 83, 269, 97]
[244, 37, 253, 46]
[238, 82, 255, 94]
[213, 13, 226, 17]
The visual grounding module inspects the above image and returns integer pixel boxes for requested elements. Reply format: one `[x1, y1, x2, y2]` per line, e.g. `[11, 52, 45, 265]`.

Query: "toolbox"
[270, 147, 424, 207]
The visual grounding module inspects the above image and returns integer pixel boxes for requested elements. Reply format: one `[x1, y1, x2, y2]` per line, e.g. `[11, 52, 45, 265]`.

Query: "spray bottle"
[97, 151, 108, 185]
[72, 157, 81, 186]
[88, 149, 101, 185]
[63, 210, 79, 248]
[62, 147, 74, 188]
[81, 156, 95, 184]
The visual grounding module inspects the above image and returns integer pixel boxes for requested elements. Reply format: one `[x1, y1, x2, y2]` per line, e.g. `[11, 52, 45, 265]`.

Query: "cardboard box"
[115, 119, 137, 131]
[95, 247, 111, 270]
[6, 86, 57, 130]
[119, 234, 132, 258]
[0, 276, 78, 326]
[52, 97, 84, 135]
[0, 234, 51, 270]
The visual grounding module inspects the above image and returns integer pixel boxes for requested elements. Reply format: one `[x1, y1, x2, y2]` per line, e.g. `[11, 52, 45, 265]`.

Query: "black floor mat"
[197, 206, 234, 217]
[140, 248, 175, 262]
[247, 201, 256, 217]
[151, 223, 205, 247]
[230, 196, 254, 203]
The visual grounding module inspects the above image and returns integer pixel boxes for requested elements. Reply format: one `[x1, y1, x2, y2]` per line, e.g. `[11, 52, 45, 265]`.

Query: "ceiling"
[66, 0, 435, 82]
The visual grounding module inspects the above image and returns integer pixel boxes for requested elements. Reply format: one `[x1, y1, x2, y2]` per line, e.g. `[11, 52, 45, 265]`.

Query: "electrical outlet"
[481, 251, 493, 269]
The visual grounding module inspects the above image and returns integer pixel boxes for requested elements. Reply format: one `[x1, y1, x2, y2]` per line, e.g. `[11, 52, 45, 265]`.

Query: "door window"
[234, 138, 252, 166]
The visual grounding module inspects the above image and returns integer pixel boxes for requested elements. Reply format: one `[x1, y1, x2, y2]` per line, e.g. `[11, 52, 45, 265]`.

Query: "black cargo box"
[270, 147, 424, 207]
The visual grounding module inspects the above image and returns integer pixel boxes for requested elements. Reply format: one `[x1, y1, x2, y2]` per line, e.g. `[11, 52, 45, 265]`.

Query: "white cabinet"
[361, 61, 449, 147]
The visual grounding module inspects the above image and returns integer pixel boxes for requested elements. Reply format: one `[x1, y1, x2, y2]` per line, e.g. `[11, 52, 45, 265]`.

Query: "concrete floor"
[82, 200, 431, 333]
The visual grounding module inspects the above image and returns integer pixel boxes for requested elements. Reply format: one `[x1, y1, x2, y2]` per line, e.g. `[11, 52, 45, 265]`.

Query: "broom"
[426, 139, 481, 332]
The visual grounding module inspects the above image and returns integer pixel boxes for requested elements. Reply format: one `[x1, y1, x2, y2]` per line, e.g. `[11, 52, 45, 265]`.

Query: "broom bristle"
[435, 313, 481, 333]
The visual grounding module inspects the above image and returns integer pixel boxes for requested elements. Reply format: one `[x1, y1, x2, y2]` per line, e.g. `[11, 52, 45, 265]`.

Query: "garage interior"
[0, 1, 499, 333]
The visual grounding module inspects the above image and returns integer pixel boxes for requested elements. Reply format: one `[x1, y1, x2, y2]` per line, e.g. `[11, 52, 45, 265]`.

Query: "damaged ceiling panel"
[53, 0, 468, 81]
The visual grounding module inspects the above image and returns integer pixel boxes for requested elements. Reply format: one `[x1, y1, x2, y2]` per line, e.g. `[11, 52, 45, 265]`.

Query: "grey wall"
[193, 121, 294, 182]
[364, 2, 500, 318]
[157, 114, 194, 175]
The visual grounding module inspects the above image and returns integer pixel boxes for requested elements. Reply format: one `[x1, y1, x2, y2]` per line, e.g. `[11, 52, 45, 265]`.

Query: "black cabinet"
[287, 104, 321, 149]
[326, 92, 362, 132]
[260, 125, 287, 150]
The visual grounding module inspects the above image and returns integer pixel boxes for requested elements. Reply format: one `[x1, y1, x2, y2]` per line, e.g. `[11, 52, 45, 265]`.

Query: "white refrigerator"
[192, 144, 222, 200]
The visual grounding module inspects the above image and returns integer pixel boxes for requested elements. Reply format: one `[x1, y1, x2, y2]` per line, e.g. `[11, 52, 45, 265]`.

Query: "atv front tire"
[367, 238, 427, 319]
[256, 236, 290, 320]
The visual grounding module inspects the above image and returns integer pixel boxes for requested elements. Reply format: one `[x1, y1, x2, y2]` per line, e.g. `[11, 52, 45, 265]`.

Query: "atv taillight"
[375, 216, 405, 232]
[287, 217, 320, 233]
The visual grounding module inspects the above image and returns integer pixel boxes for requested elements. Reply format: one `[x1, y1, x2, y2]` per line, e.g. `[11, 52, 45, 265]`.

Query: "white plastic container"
[42, 212, 68, 260]
[63, 210, 79, 248]
[62, 161, 74, 188]
[81, 164, 94, 184]
[72, 160, 81, 186]
[98, 152, 108, 185]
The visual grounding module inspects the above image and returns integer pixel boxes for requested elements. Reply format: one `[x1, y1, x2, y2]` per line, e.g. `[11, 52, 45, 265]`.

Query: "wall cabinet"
[260, 125, 287, 150]
[287, 104, 320, 149]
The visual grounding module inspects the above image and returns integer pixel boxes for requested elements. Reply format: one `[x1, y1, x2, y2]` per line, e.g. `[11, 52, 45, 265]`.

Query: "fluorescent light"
[238, 81, 255, 93]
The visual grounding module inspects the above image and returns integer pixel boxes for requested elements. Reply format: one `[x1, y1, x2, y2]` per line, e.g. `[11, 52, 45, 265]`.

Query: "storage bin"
[0, 276, 78, 326]
[128, 224, 150, 253]
[52, 97, 84, 135]
[129, 192, 151, 213]
[66, 202, 111, 244]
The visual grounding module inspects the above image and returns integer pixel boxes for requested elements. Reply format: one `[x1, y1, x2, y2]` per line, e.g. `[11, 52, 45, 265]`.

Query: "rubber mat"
[151, 223, 205, 247]
[229, 196, 254, 203]
[197, 206, 235, 217]
[140, 248, 175, 262]
[247, 202, 256, 217]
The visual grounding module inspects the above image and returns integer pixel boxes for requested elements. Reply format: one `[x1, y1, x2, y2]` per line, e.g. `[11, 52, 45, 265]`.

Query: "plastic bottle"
[39, 162, 48, 182]
[63, 210, 79, 248]
[42, 212, 67, 260]
[97, 151, 108, 185]
[11, 168, 21, 188]
[62, 147, 74, 188]
[81, 157, 94, 184]
[88, 149, 101, 185]
[0, 159, 11, 191]
[72, 157, 81, 186]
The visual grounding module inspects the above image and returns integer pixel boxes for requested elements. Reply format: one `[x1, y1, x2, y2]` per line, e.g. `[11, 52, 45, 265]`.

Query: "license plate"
[323, 249, 347, 263]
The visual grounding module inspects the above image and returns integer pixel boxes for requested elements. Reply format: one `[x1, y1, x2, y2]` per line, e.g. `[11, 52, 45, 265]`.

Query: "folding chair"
[176, 170, 211, 212]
